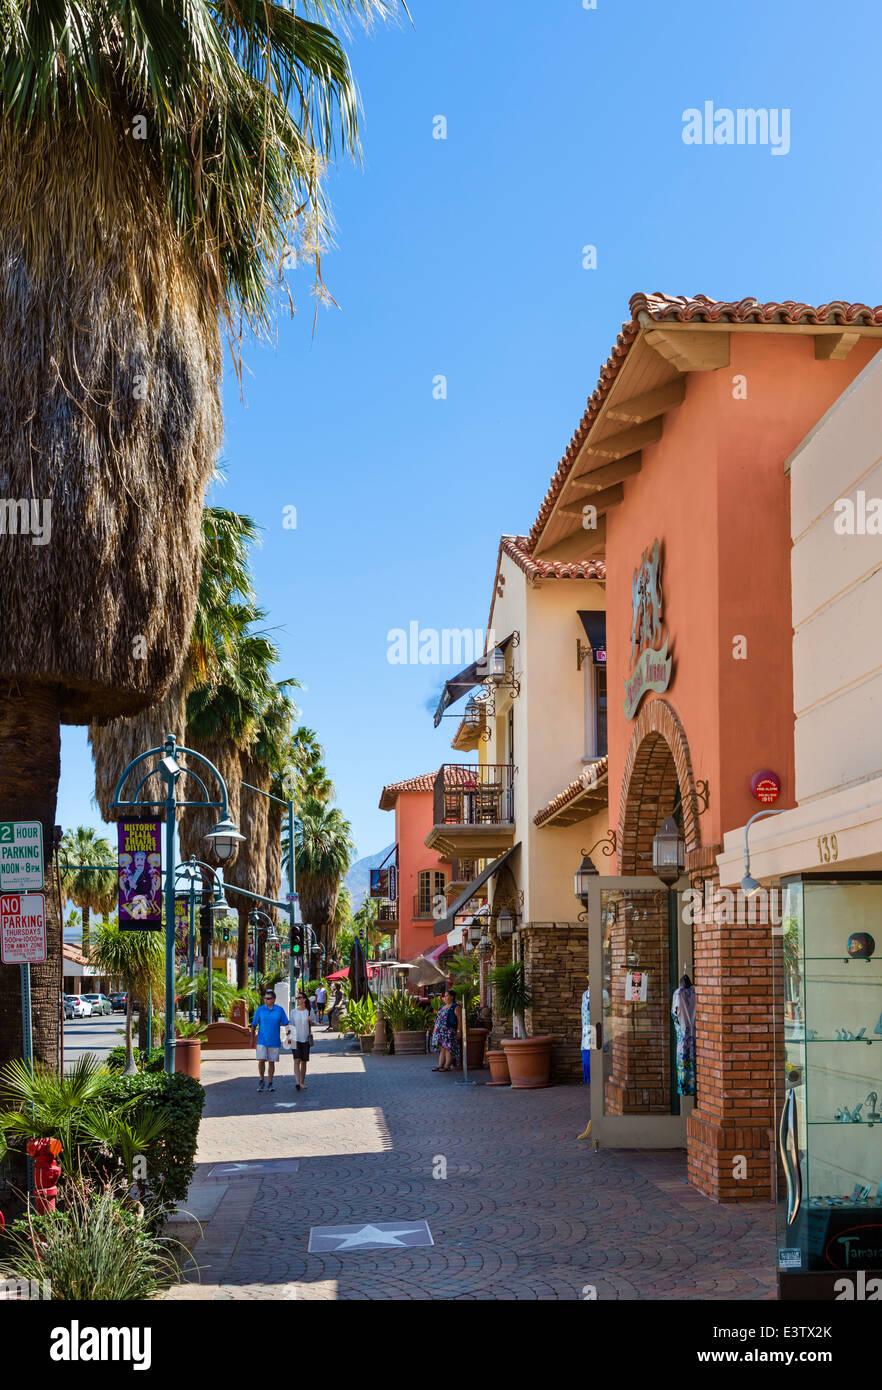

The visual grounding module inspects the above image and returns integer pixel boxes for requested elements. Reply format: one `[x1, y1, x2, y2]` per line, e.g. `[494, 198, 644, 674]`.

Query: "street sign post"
[1, 891, 46, 1197]
[0, 821, 44, 893]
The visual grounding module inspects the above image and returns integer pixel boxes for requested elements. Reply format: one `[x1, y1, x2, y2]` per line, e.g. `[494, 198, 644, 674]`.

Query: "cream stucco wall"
[719, 351, 882, 884]
[486, 552, 608, 921]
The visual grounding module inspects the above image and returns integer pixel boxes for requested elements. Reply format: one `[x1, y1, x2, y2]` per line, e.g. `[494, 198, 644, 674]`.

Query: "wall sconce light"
[741, 807, 788, 896]
[652, 816, 685, 885]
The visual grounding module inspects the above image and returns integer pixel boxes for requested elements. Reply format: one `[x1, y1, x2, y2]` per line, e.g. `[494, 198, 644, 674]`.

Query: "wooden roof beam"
[559, 483, 625, 518]
[606, 377, 685, 425]
[533, 517, 607, 563]
[568, 453, 643, 493]
[644, 328, 730, 372]
[814, 331, 861, 361]
[583, 417, 662, 462]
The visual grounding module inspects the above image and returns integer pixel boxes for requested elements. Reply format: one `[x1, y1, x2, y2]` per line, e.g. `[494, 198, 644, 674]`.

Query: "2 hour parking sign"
[0, 893, 47, 964]
[0, 821, 44, 892]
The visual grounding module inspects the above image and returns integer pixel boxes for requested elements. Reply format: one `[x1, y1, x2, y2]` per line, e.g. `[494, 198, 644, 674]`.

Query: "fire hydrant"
[26, 1138, 63, 1213]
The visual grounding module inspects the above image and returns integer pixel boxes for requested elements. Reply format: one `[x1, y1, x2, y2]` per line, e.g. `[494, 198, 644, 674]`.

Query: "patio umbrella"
[349, 934, 370, 1003]
[406, 954, 448, 989]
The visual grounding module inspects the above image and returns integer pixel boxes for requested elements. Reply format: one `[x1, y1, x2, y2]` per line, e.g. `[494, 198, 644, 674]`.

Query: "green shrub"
[343, 995, 377, 1034]
[105, 1046, 165, 1074]
[380, 989, 431, 1031]
[100, 1072, 204, 1220]
[0, 1178, 182, 1300]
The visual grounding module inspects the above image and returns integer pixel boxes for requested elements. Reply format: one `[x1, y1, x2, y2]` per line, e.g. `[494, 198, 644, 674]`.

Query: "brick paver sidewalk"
[167, 1032, 776, 1301]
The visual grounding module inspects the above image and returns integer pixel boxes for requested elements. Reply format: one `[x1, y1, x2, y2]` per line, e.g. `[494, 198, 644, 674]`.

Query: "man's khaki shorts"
[256, 1045, 280, 1061]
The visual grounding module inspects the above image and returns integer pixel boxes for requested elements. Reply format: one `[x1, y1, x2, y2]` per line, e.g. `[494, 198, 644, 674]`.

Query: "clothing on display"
[581, 986, 591, 1084]
[671, 973, 696, 1096]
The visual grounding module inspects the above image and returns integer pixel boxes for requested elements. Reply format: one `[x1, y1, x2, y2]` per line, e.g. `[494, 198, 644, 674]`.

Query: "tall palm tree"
[89, 506, 261, 822]
[58, 828, 118, 959]
[0, 0, 404, 1069]
[90, 919, 165, 1075]
[285, 794, 355, 957]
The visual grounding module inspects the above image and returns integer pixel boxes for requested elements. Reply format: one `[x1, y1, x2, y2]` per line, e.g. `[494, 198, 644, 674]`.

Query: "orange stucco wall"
[391, 788, 451, 962]
[606, 332, 880, 848]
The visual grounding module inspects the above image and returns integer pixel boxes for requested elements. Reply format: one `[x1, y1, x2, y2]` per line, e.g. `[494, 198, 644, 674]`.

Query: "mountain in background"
[346, 844, 394, 910]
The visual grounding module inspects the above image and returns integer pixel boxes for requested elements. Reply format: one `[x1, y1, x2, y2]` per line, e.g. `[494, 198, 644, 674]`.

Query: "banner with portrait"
[118, 821, 162, 927]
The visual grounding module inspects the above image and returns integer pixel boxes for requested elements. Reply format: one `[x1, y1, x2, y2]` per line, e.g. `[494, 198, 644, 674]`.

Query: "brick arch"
[617, 698, 701, 873]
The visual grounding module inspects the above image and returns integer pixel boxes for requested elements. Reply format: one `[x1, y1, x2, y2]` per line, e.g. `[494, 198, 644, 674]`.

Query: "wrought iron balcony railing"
[433, 764, 514, 829]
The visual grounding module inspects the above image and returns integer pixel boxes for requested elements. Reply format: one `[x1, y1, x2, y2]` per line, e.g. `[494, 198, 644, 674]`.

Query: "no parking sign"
[0, 894, 47, 964]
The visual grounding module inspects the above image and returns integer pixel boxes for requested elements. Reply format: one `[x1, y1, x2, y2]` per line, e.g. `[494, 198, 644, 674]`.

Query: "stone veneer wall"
[514, 923, 588, 1082]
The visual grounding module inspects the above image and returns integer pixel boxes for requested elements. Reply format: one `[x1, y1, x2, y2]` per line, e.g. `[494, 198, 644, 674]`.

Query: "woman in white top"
[288, 992, 314, 1090]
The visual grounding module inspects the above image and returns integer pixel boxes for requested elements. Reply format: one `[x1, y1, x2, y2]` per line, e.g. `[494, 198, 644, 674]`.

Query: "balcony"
[445, 858, 487, 899]
[376, 901, 399, 926]
[425, 764, 516, 859]
[412, 895, 436, 920]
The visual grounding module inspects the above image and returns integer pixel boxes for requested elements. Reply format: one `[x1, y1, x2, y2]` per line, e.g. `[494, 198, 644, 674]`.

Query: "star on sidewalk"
[308, 1220, 434, 1253]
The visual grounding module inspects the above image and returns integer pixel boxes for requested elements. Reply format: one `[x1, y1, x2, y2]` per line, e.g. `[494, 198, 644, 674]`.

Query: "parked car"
[62, 995, 75, 1020]
[110, 991, 128, 1013]
[83, 993, 112, 1016]
[67, 995, 92, 1018]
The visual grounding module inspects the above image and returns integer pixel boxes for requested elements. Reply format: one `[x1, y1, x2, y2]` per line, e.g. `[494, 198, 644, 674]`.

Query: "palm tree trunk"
[82, 903, 91, 960]
[236, 906, 249, 990]
[0, 683, 62, 1070]
[124, 996, 137, 1075]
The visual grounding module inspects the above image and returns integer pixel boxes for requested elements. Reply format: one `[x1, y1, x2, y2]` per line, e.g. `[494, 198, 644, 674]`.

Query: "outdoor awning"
[433, 843, 519, 936]
[433, 633, 515, 727]
[578, 610, 606, 652]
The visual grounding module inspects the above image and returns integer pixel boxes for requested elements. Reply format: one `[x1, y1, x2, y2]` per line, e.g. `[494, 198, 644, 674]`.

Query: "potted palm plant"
[380, 990, 431, 1055]
[490, 961, 553, 1088]
[344, 996, 377, 1053]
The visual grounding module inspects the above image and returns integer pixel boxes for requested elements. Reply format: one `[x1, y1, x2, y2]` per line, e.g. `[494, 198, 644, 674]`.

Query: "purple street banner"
[175, 894, 189, 955]
[117, 821, 162, 928]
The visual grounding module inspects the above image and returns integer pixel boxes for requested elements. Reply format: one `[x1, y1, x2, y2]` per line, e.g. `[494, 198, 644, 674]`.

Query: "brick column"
[603, 892, 671, 1114]
[685, 866, 776, 1202]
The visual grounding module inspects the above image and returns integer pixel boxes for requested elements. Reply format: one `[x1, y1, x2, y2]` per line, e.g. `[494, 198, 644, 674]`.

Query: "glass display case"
[776, 874, 882, 1297]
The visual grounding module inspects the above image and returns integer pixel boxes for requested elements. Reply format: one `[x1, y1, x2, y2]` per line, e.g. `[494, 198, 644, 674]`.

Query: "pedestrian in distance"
[315, 980, 328, 1023]
[250, 989, 289, 1094]
[289, 990, 314, 1090]
[326, 982, 344, 1031]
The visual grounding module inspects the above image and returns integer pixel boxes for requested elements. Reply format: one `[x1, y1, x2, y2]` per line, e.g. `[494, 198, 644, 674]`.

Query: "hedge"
[105, 1045, 165, 1074]
[101, 1072, 205, 1220]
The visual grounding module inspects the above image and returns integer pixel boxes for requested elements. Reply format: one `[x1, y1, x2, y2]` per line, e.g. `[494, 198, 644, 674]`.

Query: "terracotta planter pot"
[465, 1027, 489, 1069]
[486, 1049, 511, 1086]
[501, 1035, 553, 1089]
[174, 1036, 202, 1081]
[393, 1029, 427, 1055]
[359, 1034, 374, 1054]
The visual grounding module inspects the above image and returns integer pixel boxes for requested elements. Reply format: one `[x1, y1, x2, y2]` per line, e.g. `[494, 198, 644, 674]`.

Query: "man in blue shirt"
[250, 989, 289, 1093]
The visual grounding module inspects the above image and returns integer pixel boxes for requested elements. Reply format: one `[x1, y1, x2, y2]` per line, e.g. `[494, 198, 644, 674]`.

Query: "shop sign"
[0, 893, 47, 964]
[750, 769, 781, 805]
[623, 539, 672, 720]
[117, 820, 162, 927]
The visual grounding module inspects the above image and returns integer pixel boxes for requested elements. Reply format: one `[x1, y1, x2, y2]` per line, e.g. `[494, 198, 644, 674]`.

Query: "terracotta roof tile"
[500, 534, 606, 582]
[527, 292, 882, 550]
[532, 757, 609, 827]
[379, 772, 439, 810]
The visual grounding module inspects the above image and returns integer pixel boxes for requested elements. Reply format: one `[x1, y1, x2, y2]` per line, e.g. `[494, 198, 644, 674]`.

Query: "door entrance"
[589, 875, 693, 1147]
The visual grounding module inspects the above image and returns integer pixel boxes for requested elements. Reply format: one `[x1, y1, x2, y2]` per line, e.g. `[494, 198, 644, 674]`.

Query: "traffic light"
[291, 964, 301, 979]
[290, 925, 302, 956]
[221, 925, 230, 943]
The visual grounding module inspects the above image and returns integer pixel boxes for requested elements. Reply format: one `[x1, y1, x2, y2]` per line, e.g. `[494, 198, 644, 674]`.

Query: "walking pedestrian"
[250, 989, 289, 1094]
[326, 982, 344, 1031]
[315, 981, 328, 1023]
[289, 990, 314, 1090]
[431, 988, 461, 1072]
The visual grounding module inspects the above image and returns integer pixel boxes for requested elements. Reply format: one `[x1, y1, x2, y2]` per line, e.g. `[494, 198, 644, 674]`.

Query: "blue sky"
[58, 0, 882, 861]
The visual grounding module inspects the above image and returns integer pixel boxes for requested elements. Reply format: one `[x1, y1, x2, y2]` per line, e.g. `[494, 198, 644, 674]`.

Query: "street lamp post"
[111, 734, 244, 1076]
[240, 778, 300, 1010]
[174, 860, 202, 1023]
[248, 909, 278, 990]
